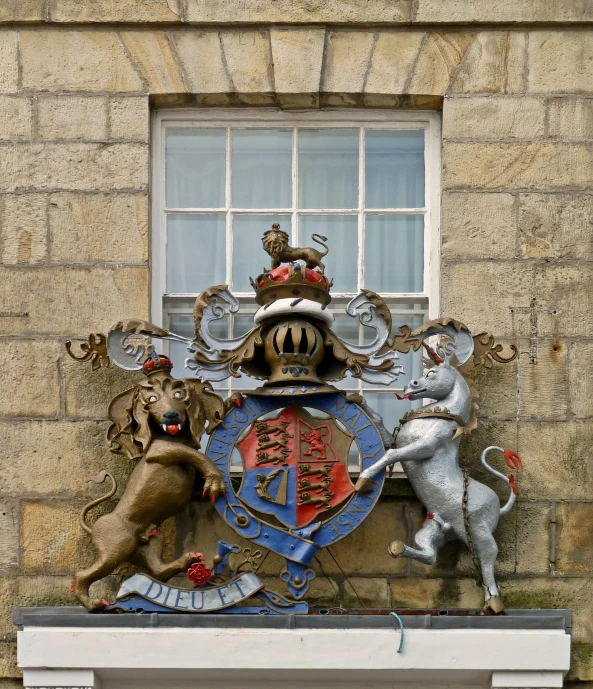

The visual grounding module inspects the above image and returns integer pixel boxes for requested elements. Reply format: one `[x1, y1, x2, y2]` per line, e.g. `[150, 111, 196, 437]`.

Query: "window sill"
[16, 608, 571, 689]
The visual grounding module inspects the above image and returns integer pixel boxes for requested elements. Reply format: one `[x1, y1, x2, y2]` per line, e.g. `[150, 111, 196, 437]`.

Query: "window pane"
[365, 130, 425, 209]
[299, 215, 358, 293]
[166, 214, 225, 293]
[168, 315, 194, 377]
[232, 130, 292, 209]
[362, 392, 413, 436]
[232, 214, 291, 292]
[332, 313, 360, 345]
[364, 215, 423, 293]
[166, 129, 226, 208]
[298, 130, 358, 209]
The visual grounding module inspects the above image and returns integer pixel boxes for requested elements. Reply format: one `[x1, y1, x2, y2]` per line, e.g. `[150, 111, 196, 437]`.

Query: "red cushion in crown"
[259, 266, 327, 288]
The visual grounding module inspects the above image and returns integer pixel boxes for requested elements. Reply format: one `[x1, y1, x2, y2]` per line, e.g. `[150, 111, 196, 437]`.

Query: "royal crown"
[142, 353, 173, 375]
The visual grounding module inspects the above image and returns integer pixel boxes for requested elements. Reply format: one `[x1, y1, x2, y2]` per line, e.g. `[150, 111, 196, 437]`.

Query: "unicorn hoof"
[388, 540, 406, 558]
[354, 476, 374, 493]
[484, 596, 505, 614]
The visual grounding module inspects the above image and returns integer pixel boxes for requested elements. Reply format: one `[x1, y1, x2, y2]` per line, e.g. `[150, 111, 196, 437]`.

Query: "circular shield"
[206, 392, 385, 598]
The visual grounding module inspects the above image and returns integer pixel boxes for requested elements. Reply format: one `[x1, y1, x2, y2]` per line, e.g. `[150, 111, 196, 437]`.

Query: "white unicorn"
[355, 320, 522, 614]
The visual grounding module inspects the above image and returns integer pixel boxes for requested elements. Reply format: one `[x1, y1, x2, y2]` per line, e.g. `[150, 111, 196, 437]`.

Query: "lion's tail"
[80, 471, 117, 535]
[311, 233, 329, 257]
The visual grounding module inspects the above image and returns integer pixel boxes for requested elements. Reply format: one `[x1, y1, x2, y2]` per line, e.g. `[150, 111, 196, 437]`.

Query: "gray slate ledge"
[13, 606, 571, 633]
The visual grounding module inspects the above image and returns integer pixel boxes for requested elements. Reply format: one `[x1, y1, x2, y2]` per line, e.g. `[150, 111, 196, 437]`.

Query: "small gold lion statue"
[262, 223, 329, 272]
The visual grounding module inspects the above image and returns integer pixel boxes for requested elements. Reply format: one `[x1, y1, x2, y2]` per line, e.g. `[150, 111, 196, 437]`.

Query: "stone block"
[0, 340, 60, 417]
[21, 500, 105, 573]
[444, 96, 545, 139]
[548, 98, 593, 139]
[0, 680, 23, 688]
[49, 193, 148, 264]
[390, 578, 442, 608]
[220, 31, 273, 96]
[0, 500, 18, 573]
[322, 31, 375, 95]
[64, 356, 142, 418]
[441, 261, 535, 336]
[390, 578, 483, 609]
[0, 32, 18, 94]
[0, 642, 18, 677]
[0, 194, 47, 265]
[568, 644, 593, 682]
[441, 192, 516, 260]
[518, 193, 593, 260]
[415, 0, 593, 22]
[0, 578, 16, 638]
[37, 96, 108, 141]
[568, 341, 593, 419]
[408, 33, 473, 96]
[185, 0, 411, 23]
[471, 350, 518, 419]
[20, 30, 144, 93]
[518, 340, 568, 418]
[499, 578, 593, 643]
[365, 31, 425, 96]
[514, 502, 553, 575]
[343, 578, 390, 608]
[0, 266, 149, 336]
[0, 98, 33, 141]
[47, 0, 181, 22]
[555, 503, 593, 576]
[0, 143, 148, 193]
[304, 575, 340, 607]
[270, 29, 325, 108]
[535, 263, 593, 338]
[169, 31, 231, 94]
[460, 421, 518, 467]
[315, 500, 409, 576]
[0, 0, 44, 22]
[0, 420, 136, 498]
[108, 97, 149, 141]
[450, 32, 526, 94]
[529, 31, 593, 94]
[120, 32, 185, 94]
[443, 142, 593, 191]
[515, 421, 593, 501]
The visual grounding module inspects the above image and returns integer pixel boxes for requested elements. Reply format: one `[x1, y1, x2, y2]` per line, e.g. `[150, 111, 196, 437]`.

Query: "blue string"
[389, 612, 405, 653]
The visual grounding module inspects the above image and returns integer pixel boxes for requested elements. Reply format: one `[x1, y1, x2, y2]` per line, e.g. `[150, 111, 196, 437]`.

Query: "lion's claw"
[203, 473, 226, 501]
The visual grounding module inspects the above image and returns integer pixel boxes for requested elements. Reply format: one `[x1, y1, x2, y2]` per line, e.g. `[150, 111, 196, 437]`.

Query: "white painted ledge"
[18, 625, 571, 689]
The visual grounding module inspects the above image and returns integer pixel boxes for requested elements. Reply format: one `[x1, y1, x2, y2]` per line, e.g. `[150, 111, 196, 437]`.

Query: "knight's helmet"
[264, 319, 325, 385]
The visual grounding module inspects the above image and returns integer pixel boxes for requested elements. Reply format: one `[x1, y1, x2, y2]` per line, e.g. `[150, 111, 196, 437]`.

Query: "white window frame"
[151, 108, 441, 330]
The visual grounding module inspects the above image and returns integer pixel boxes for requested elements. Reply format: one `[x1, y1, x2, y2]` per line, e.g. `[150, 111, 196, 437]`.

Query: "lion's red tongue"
[167, 424, 180, 435]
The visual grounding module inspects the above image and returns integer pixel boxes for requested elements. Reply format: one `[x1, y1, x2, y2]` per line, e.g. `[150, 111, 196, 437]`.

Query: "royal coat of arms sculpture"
[67, 225, 521, 615]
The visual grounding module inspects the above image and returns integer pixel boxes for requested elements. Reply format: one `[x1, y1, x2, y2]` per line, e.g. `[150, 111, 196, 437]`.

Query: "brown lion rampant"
[262, 223, 329, 272]
[71, 359, 227, 612]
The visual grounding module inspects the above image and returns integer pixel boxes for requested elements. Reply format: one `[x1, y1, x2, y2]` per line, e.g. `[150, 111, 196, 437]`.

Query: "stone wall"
[0, 3, 592, 685]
